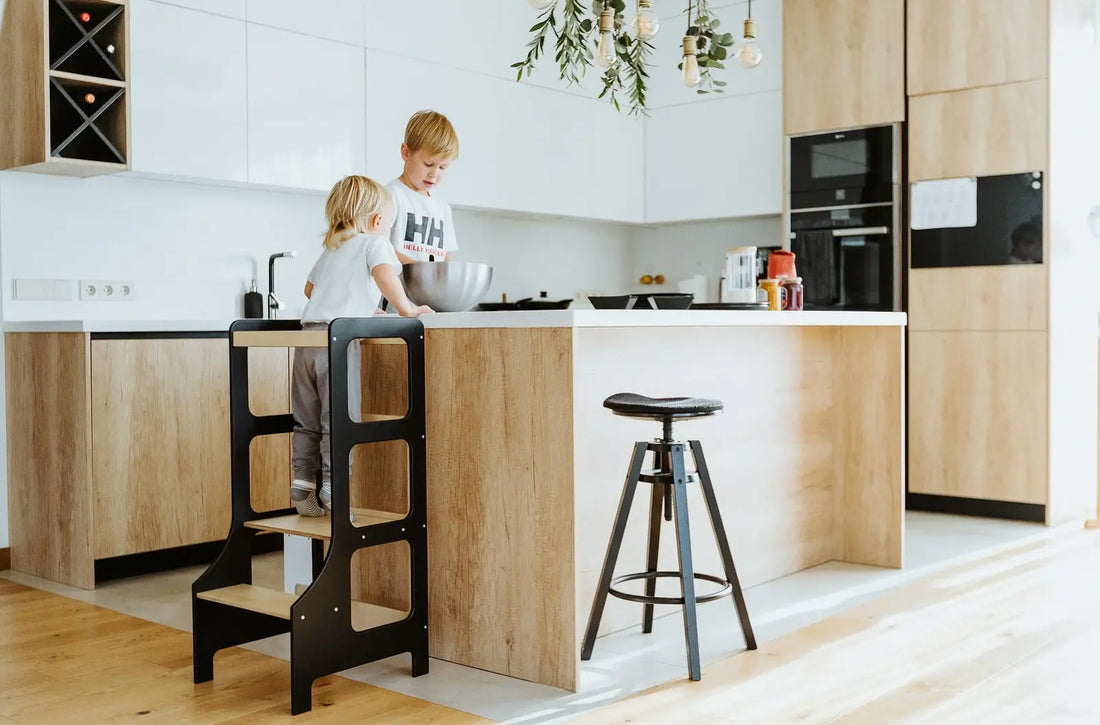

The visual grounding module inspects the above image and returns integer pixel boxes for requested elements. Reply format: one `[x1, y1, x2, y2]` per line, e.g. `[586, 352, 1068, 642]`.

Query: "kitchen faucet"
[268, 251, 298, 318]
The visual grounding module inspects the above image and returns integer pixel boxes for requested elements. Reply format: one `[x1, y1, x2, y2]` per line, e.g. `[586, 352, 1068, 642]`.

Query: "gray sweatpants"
[291, 328, 362, 485]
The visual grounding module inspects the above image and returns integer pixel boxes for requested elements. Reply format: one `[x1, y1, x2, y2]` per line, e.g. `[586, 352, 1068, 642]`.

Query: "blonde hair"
[323, 175, 391, 250]
[404, 110, 459, 159]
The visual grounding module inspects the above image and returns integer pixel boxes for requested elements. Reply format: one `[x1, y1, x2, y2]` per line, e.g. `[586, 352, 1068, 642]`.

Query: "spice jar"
[781, 277, 804, 311]
[760, 279, 783, 311]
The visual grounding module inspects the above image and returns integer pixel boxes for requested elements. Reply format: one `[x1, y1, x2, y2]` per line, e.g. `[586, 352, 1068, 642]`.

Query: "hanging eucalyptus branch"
[682, 0, 735, 94]
[596, 1, 653, 116]
[513, 0, 742, 113]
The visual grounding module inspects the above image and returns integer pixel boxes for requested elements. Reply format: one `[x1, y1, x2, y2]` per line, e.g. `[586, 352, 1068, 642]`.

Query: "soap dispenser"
[244, 280, 264, 318]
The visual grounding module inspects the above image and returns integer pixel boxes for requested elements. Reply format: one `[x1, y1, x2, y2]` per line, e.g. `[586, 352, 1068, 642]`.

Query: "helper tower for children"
[191, 317, 428, 715]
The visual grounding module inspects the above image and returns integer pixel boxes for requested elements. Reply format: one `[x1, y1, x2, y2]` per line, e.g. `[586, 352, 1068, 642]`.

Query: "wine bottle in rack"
[49, 78, 126, 164]
[49, 0, 125, 81]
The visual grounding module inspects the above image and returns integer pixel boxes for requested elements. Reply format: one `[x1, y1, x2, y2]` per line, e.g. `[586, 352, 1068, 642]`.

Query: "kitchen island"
[4, 310, 906, 692]
[354, 309, 906, 691]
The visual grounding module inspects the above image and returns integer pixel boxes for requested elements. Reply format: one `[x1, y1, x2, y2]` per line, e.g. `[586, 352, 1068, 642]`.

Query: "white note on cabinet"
[910, 177, 978, 230]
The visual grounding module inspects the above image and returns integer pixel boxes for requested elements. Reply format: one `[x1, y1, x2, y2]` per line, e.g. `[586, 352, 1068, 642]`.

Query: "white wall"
[627, 215, 783, 300]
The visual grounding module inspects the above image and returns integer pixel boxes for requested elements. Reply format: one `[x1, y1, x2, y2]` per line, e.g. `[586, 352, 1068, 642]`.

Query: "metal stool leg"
[581, 441, 648, 661]
[690, 440, 757, 650]
[642, 479, 663, 634]
[669, 444, 701, 681]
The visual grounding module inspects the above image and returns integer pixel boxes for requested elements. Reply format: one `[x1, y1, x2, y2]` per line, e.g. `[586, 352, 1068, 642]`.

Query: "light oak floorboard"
[581, 529, 1100, 724]
[0, 579, 487, 724]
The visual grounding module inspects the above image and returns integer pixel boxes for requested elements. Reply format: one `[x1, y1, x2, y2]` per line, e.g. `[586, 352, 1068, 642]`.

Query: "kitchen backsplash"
[0, 171, 778, 319]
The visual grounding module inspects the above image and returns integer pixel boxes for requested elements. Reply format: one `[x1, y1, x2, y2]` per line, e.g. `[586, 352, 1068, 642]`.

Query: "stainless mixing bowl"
[401, 261, 494, 312]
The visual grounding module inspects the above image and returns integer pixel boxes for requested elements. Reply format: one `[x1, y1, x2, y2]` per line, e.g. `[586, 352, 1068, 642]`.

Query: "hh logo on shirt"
[405, 213, 445, 250]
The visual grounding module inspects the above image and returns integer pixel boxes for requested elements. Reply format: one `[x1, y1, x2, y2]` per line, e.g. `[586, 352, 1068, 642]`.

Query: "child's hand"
[373, 308, 386, 316]
[400, 304, 433, 318]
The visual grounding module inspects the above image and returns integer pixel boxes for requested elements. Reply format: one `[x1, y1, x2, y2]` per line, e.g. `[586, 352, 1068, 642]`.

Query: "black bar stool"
[580, 393, 757, 680]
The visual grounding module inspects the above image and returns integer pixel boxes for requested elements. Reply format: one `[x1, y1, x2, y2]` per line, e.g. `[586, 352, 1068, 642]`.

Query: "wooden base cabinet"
[5, 332, 289, 589]
[908, 331, 1048, 505]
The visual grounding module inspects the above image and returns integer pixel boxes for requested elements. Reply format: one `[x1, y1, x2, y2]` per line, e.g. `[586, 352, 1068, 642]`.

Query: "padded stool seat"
[603, 393, 724, 417]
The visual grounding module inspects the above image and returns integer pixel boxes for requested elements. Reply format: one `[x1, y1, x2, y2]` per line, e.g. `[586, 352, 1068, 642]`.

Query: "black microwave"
[789, 124, 899, 209]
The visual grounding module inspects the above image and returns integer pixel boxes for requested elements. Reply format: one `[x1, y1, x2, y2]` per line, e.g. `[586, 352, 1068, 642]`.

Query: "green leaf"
[713, 46, 727, 60]
[719, 33, 735, 45]
[687, 25, 699, 35]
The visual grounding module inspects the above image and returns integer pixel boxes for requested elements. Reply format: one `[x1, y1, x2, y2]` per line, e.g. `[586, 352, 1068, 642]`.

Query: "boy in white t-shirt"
[292, 175, 431, 516]
[386, 110, 460, 264]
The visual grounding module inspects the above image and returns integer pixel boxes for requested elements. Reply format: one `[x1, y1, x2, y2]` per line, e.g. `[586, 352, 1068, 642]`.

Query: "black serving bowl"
[635, 293, 694, 310]
[588, 294, 635, 309]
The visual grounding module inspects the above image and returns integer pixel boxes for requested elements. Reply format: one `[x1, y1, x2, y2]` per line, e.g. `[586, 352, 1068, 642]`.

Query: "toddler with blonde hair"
[291, 175, 431, 516]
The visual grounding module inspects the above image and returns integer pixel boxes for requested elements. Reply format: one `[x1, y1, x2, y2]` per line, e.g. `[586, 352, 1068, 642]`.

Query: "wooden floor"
[582, 527, 1100, 724]
[0, 579, 486, 724]
[5, 529, 1100, 723]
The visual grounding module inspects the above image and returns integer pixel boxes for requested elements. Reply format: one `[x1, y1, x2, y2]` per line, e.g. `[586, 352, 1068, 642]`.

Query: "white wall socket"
[79, 280, 135, 301]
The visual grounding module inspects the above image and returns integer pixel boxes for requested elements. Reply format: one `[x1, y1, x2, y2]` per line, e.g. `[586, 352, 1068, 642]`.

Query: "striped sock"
[290, 479, 325, 517]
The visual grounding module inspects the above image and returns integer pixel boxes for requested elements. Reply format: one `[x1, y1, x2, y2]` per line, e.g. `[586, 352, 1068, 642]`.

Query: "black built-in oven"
[789, 125, 898, 208]
[786, 123, 901, 311]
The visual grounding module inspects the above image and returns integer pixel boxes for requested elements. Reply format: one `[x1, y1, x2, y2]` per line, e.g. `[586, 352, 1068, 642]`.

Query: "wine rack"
[0, 0, 129, 175]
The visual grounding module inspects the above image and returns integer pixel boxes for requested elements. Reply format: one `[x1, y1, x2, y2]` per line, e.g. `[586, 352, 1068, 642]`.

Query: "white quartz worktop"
[3, 310, 907, 333]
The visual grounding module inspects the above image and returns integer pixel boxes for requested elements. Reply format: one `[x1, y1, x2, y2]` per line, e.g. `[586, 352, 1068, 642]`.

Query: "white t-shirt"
[301, 233, 400, 323]
[386, 179, 459, 262]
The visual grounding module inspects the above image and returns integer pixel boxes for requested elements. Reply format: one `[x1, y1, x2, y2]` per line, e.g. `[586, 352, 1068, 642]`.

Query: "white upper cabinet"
[365, 51, 643, 222]
[150, 0, 245, 19]
[247, 25, 366, 191]
[365, 0, 499, 75]
[645, 90, 782, 223]
[248, 0, 365, 46]
[129, 0, 248, 182]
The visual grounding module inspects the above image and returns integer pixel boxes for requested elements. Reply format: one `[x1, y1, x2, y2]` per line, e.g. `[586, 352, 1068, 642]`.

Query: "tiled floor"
[1, 512, 1051, 723]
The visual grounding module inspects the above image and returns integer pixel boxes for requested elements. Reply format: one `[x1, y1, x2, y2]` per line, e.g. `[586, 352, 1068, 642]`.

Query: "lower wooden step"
[196, 584, 407, 629]
[244, 508, 404, 539]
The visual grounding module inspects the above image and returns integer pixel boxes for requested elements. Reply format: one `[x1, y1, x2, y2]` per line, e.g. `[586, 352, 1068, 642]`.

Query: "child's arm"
[304, 281, 314, 299]
[372, 265, 432, 317]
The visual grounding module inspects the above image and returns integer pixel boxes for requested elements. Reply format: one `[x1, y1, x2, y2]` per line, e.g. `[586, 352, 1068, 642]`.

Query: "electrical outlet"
[80, 280, 135, 301]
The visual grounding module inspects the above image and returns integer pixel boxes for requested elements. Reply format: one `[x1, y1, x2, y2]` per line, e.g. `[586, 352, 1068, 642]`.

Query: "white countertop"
[4, 310, 906, 333]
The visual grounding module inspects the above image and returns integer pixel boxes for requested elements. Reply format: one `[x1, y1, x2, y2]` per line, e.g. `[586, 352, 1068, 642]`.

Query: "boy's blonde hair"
[404, 110, 459, 159]
[324, 175, 391, 250]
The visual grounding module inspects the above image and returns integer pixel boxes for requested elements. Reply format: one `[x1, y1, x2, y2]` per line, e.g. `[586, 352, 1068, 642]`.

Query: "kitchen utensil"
[402, 261, 493, 312]
[722, 246, 758, 303]
[515, 292, 572, 310]
[768, 249, 797, 279]
[649, 293, 694, 310]
[691, 302, 768, 310]
[476, 291, 573, 311]
[760, 278, 783, 310]
[781, 277, 804, 311]
[632, 292, 693, 310]
[589, 294, 635, 309]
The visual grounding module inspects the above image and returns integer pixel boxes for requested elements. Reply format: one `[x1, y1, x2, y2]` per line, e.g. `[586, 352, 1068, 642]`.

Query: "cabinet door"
[783, 0, 905, 134]
[247, 25, 366, 190]
[130, 0, 248, 182]
[364, 51, 643, 222]
[91, 339, 289, 558]
[908, 331, 1047, 505]
[645, 91, 782, 223]
[908, 80, 1047, 182]
[907, 0, 1047, 96]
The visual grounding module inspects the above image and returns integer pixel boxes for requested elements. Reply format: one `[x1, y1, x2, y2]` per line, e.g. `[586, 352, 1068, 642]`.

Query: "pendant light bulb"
[596, 9, 616, 68]
[631, 0, 659, 40]
[681, 35, 701, 87]
[526, 0, 556, 9]
[737, 5, 763, 69]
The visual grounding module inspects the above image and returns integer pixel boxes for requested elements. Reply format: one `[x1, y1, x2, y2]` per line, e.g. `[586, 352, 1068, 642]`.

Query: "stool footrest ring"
[608, 571, 732, 606]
